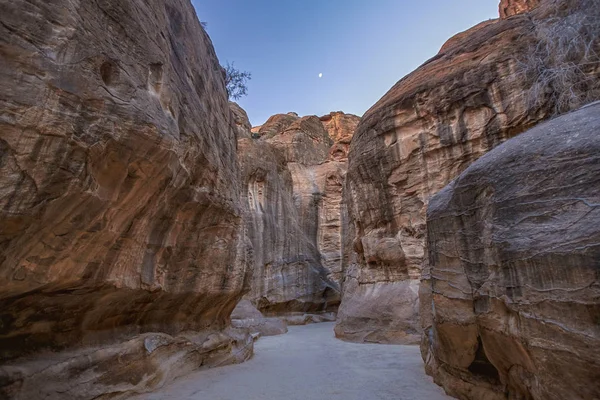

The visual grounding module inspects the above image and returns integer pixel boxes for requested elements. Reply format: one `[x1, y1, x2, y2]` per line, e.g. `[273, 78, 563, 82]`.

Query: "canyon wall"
[422, 102, 600, 400]
[336, 4, 552, 344]
[237, 109, 358, 316]
[336, 0, 600, 344]
[0, 0, 253, 398]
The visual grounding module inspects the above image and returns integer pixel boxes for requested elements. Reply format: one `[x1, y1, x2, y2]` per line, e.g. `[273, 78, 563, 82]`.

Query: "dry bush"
[520, 0, 600, 115]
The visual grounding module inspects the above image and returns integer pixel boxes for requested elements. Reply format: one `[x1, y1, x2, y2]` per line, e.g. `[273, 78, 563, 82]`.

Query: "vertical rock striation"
[422, 102, 600, 400]
[238, 123, 334, 314]
[237, 108, 359, 316]
[0, 0, 252, 398]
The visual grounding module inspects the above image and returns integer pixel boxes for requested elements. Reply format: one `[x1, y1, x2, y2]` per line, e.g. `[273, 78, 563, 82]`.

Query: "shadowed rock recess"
[0, 0, 253, 398]
[422, 102, 600, 400]
[335, 0, 599, 345]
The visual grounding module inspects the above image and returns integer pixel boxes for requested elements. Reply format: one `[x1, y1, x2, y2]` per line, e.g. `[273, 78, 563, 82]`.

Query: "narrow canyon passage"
[2, 0, 597, 398]
[134, 323, 450, 400]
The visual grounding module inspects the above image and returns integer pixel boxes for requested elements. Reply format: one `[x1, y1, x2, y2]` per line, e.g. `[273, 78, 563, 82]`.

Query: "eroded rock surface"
[1, 328, 253, 400]
[421, 102, 600, 400]
[499, 0, 540, 18]
[320, 111, 359, 162]
[0, 0, 252, 398]
[231, 300, 288, 337]
[237, 107, 359, 316]
[335, 2, 579, 344]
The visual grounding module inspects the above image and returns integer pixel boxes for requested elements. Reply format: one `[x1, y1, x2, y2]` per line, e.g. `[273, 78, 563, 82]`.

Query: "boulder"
[422, 101, 600, 400]
[231, 300, 288, 337]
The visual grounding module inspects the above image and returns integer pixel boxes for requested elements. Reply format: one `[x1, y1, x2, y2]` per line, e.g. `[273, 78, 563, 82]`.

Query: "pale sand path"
[134, 322, 451, 400]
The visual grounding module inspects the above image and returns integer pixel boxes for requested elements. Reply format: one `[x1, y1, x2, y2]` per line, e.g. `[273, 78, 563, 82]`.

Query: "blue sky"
[192, 1, 499, 126]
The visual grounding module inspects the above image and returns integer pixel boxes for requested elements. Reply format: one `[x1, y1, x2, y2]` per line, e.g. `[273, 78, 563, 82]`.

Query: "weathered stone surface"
[1, 328, 253, 400]
[230, 300, 288, 337]
[266, 115, 333, 164]
[238, 134, 337, 314]
[230, 102, 252, 139]
[255, 113, 299, 139]
[438, 20, 498, 54]
[237, 109, 358, 316]
[310, 161, 348, 286]
[499, 0, 540, 18]
[337, 8, 550, 345]
[422, 102, 600, 400]
[0, 0, 252, 397]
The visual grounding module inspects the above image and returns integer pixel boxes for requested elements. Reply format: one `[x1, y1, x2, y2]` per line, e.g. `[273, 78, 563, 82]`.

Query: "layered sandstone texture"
[237, 108, 359, 315]
[336, 4, 559, 344]
[499, 0, 540, 18]
[421, 102, 600, 400]
[0, 0, 252, 398]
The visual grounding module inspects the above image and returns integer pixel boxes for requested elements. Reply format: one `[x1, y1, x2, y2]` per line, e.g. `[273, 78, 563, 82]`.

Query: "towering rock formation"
[0, 0, 252, 398]
[422, 102, 600, 400]
[336, 0, 599, 344]
[336, 3, 547, 345]
[237, 108, 359, 316]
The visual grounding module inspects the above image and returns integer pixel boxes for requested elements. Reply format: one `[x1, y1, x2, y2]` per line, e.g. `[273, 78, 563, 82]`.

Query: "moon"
[318, 73, 323, 78]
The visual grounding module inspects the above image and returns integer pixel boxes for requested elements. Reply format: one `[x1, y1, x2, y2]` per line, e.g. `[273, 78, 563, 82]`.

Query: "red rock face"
[320, 112, 360, 162]
[499, 0, 541, 18]
[320, 112, 359, 144]
[423, 102, 600, 400]
[0, 0, 252, 397]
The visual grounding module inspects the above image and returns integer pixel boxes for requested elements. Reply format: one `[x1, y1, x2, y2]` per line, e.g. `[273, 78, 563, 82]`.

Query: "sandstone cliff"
[237, 108, 358, 316]
[0, 0, 252, 398]
[422, 102, 600, 400]
[335, 0, 600, 344]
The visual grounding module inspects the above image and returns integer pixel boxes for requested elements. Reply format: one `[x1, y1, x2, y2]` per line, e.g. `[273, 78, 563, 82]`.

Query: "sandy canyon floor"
[134, 322, 450, 400]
